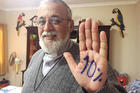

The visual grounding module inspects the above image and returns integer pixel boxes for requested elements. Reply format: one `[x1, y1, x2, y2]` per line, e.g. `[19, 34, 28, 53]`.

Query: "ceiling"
[0, 0, 138, 11]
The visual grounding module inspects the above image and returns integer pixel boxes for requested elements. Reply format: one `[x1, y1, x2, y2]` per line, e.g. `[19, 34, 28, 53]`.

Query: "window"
[0, 24, 8, 75]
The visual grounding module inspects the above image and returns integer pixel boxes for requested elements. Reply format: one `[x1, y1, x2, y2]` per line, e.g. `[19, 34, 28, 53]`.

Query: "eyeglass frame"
[37, 15, 72, 27]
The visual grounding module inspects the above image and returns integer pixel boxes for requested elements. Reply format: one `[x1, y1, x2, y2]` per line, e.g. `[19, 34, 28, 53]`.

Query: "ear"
[70, 20, 74, 32]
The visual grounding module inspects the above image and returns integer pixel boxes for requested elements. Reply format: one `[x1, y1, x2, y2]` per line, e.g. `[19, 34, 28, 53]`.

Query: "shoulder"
[31, 49, 44, 58]
[28, 49, 44, 67]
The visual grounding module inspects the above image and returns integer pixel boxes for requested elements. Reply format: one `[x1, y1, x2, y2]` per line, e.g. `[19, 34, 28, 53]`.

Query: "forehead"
[38, 2, 68, 18]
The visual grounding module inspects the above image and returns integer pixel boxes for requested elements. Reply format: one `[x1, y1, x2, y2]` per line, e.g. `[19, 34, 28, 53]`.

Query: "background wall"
[72, 4, 138, 81]
[5, 10, 37, 86]
[0, 10, 5, 24]
[136, 0, 140, 79]
[0, 3, 139, 86]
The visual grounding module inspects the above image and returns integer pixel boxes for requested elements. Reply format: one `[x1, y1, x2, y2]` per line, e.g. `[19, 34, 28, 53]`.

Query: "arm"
[64, 18, 126, 93]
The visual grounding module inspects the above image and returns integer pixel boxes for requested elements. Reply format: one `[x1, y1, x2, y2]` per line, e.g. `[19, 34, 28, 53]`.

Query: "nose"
[43, 21, 54, 32]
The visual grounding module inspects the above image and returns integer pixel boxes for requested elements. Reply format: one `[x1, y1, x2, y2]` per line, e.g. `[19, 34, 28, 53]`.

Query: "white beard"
[39, 31, 70, 57]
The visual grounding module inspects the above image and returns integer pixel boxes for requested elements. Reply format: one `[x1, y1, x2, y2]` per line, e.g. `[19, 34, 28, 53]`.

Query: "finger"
[99, 31, 107, 58]
[92, 22, 99, 52]
[85, 18, 92, 50]
[63, 52, 77, 75]
[79, 22, 86, 51]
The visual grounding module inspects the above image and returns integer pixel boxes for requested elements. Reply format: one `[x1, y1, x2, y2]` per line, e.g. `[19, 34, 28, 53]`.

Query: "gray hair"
[40, 0, 72, 19]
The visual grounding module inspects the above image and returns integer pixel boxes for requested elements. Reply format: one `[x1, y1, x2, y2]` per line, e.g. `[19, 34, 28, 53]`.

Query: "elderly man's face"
[38, 2, 73, 44]
[38, 2, 73, 55]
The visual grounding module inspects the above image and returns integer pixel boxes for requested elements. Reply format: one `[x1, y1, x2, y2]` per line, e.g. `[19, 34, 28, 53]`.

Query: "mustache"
[41, 31, 58, 37]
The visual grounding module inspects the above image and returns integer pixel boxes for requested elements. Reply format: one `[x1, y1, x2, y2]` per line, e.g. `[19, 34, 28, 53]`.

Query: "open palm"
[64, 18, 108, 93]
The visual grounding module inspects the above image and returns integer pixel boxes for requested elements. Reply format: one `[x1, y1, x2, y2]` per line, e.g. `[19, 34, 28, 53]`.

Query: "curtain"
[0, 24, 8, 75]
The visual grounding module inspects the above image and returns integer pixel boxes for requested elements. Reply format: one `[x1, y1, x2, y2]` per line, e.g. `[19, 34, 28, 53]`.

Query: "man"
[22, 0, 127, 93]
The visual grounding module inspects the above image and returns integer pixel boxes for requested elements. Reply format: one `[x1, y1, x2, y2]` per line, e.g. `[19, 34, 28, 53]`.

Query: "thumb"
[63, 52, 77, 75]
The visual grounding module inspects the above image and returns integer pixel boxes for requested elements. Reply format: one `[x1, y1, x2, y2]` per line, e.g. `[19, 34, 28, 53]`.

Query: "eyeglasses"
[37, 16, 71, 27]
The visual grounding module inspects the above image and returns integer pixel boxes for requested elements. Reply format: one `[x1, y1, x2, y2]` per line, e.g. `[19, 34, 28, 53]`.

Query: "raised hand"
[64, 18, 108, 93]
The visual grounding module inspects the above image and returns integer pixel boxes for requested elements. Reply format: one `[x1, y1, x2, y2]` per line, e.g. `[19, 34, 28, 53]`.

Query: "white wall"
[136, 0, 140, 79]
[0, 10, 6, 24]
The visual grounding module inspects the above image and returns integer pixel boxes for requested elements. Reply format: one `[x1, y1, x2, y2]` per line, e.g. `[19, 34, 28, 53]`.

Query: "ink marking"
[93, 72, 103, 82]
[81, 56, 103, 82]
[81, 56, 89, 74]
[98, 68, 100, 72]
[87, 60, 97, 78]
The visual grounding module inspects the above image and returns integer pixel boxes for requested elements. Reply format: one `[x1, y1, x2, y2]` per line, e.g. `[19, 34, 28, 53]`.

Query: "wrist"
[82, 87, 95, 93]
[83, 81, 107, 93]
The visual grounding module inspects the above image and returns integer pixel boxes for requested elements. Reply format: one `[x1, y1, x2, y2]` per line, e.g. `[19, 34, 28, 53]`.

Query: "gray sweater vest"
[22, 42, 127, 93]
